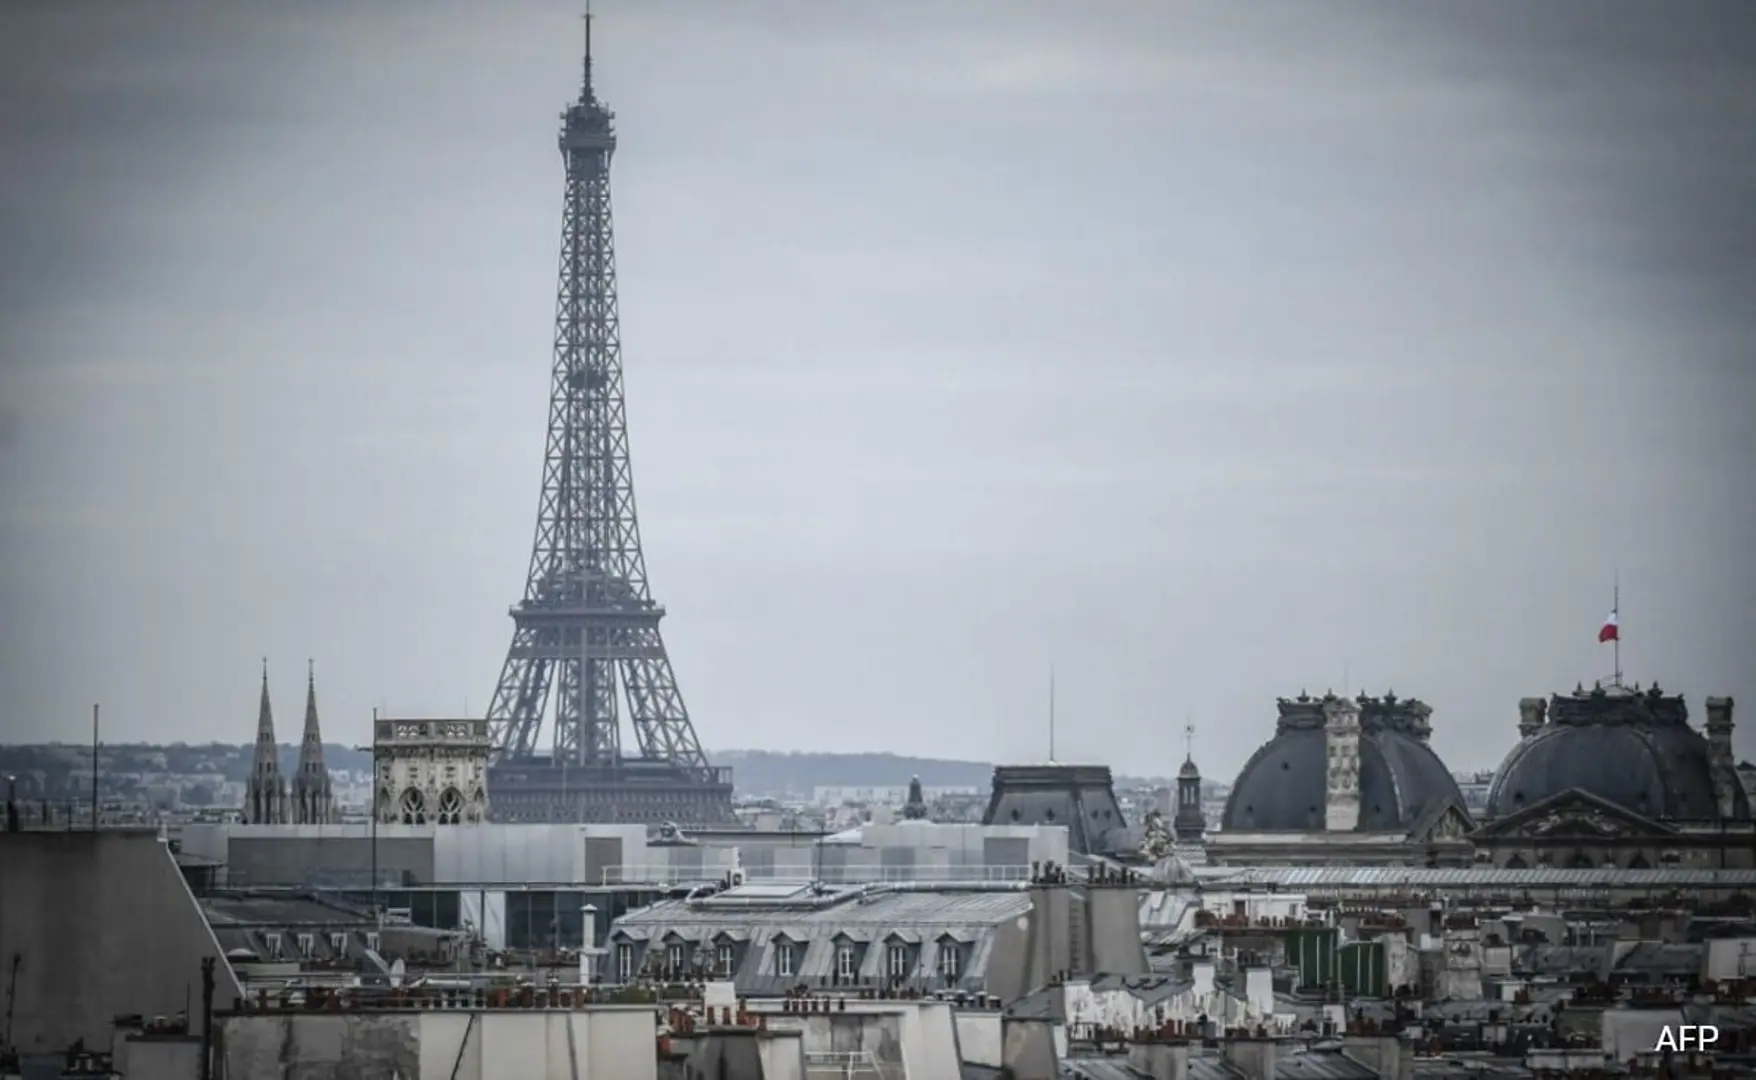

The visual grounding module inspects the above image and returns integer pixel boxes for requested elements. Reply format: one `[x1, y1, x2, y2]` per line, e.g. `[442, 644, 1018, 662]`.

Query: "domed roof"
[1222, 692, 1464, 832]
[1486, 685, 1749, 823]
[1178, 756, 1201, 780]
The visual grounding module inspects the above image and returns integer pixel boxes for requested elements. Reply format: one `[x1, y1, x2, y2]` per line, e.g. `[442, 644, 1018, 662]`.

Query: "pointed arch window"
[400, 787, 427, 825]
[437, 788, 465, 825]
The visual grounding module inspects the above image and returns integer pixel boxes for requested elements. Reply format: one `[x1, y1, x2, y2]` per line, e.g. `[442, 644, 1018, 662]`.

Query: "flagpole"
[1613, 571, 1621, 688]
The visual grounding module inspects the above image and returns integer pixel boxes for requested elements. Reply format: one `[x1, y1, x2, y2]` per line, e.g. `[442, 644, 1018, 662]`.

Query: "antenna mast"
[581, 4, 595, 100]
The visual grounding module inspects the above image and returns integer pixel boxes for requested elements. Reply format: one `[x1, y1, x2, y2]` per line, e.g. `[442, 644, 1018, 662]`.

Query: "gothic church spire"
[293, 659, 336, 825]
[246, 658, 288, 824]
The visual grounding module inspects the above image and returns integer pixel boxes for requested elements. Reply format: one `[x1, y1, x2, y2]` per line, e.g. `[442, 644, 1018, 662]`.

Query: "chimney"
[579, 904, 599, 983]
[1001, 1015, 1060, 1079]
[1516, 697, 1547, 739]
[1323, 696, 1361, 832]
[1705, 698, 1737, 818]
[1024, 876, 1073, 989]
[1343, 1034, 1407, 1080]
[1128, 1041, 1190, 1080]
[1084, 875, 1148, 975]
[1222, 1037, 1278, 1080]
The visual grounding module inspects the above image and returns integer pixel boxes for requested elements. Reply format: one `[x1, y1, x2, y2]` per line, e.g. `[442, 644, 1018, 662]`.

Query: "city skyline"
[2, 1, 1754, 778]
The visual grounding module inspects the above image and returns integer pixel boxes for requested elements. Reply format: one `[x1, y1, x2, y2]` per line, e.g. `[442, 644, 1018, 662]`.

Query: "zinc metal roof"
[1192, 866, 1756, 888]
[609, 885, 1032, 997]
[616, 886, 1032, 929]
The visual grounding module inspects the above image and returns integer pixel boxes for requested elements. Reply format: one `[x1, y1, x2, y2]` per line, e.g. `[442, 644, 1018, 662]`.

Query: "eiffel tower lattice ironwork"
[484, 19, 733, 825]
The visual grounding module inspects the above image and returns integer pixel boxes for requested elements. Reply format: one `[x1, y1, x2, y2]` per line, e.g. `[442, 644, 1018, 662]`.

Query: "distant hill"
[0, 742, 372, 791]
[0, 742, 1171, 798]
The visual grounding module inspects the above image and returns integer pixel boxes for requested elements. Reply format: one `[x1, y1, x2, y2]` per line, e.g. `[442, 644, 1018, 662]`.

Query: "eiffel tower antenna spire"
[581, 3, 595, 101]
[484, 21, 730, 825]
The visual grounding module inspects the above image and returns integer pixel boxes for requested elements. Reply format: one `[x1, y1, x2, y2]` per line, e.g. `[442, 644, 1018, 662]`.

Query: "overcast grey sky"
[1, 1, 1752, 780]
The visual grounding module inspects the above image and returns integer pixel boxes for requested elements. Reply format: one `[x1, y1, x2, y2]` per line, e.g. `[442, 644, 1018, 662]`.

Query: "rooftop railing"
[598, 863, 1035, 887]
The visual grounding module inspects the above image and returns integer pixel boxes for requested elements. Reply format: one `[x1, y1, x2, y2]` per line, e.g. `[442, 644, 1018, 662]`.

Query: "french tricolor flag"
[1598, 609, 1619, 643]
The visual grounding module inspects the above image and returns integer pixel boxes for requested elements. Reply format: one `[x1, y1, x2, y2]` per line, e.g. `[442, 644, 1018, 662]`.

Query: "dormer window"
[836, 943, 858, 981]
[774, 940, 797, 978]
[616, 943, 635, 982]
[886, 942, 911, 979]
[665, 941, 686, 976]
[937, 942, 962, 980]
[330, 932, 347, 954]
[264, 932, 283, 960]
[717, 943, 736, 976]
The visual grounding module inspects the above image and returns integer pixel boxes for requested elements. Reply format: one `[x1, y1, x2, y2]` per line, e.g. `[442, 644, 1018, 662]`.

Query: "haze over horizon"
[1, 1, 1753, 780]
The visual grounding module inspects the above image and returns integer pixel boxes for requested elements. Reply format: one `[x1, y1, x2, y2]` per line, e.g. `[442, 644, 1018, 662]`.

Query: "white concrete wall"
[184, 823, 655, 886]
[764, 1010, 905, 1073]
[1704, 936, 1756, 981]
[1602, 1008, 1684, 1062]
[758, 1000, 969, 1079]
[435, 824, 647, 884]
[955, 1014, 1003, 1069]
[1191, 890, 1308, 922]
[176, 822, 229, 863]
[1385, 936, 1420, 992]
[862, 823, 1067, 863]
[756, 1030, 807, 1080]
[1244, 969, 1274, 1018]
[906, 1002, 961, 1080]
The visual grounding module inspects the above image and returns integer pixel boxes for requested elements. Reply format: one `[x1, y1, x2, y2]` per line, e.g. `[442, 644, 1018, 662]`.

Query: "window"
[887, 943, 910, 979]
[775, 942, 796, 978]
[330, 932, 348, 953]
[364, 931, 381, 953]
[296, 932, 315, 958]
[836, 945, 857, 981]
[666, 942, 686, 975]
[617, 944, 635, 982]
[264, 932, 282, 959]
[717, 944, 736, 976]
[937, 943, 961, 980]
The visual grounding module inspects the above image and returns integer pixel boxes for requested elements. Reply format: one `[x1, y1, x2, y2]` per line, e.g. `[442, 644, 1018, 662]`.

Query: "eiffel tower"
[484, 19, 734, 826]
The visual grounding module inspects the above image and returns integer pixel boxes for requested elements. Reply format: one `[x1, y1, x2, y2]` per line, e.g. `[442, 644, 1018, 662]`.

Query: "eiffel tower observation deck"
[484, 20, 735, 826]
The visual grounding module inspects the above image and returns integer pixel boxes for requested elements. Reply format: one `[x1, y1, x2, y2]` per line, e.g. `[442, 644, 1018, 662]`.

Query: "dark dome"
[1486, 686, 1749, 823]
[1222, 692, 1464, 832]
[1178, 757, 1201, 780]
